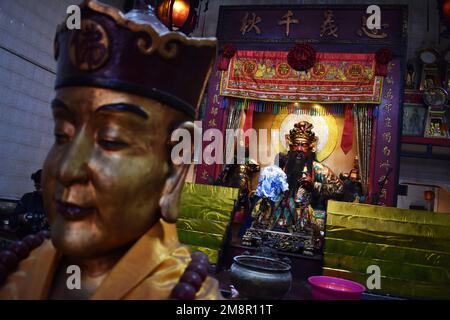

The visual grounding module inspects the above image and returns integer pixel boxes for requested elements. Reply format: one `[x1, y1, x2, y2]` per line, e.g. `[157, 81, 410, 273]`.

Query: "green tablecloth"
[324, 200, 450, 299]
[177, 182, 238, 263]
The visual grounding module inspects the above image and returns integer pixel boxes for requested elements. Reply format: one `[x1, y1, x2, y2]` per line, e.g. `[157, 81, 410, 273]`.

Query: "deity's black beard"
[285, 151, 315, 195]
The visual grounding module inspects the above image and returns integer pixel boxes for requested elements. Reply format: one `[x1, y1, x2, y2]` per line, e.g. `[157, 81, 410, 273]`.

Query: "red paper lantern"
[424, 190, 435, 201]
[443, 0, 450, 23]
[157, 0, 194, 31]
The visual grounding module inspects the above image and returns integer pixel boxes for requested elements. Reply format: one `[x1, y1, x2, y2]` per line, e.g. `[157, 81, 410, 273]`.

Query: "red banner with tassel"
[341, 105, 354, 154]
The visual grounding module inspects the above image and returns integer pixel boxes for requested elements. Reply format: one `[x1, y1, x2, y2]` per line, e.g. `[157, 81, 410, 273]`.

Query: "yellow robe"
[0, 220, 222, 300]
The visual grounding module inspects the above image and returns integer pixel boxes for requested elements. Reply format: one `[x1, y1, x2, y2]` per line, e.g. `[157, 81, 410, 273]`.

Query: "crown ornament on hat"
[54, 0, 217, 119]
[286, 121, 318, 152]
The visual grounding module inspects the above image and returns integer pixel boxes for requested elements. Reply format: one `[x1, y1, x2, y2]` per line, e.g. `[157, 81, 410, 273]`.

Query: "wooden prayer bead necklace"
[0, 230, 51, 285]
[170, 251, 211, 300]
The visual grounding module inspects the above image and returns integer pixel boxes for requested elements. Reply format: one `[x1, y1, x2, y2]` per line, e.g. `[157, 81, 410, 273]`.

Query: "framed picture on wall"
[402, 103, 427, 136]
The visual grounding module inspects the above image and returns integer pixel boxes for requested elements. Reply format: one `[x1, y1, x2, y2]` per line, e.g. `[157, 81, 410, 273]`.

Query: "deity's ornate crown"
[54, 0, 217, 118]
[286, 121, 318, 151]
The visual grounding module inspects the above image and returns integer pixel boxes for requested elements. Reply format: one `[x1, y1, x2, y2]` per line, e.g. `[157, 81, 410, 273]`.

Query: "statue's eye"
[54, 132, 69, 145]
[98, 139, 129, 151]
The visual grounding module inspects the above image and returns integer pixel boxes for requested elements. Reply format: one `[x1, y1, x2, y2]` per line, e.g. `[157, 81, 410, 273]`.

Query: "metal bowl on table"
[230, 255, 292, 300]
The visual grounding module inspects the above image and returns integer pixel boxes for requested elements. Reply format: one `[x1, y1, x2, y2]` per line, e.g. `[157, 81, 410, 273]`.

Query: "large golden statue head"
[285, 121, 318, 154]
[42, 0, 216, 258]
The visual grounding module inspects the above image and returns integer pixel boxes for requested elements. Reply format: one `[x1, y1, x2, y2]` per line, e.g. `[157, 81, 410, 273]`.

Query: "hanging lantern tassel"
[243, 101, 254, 146]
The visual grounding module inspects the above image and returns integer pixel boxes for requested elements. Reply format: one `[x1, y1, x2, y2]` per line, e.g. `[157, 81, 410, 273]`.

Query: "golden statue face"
[42, 87, 187, 258]
[291, 140, 312, 155]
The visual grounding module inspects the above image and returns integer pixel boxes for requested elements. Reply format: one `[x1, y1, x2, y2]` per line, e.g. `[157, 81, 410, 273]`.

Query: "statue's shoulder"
[125, 245, 222, 300]
[313, 161, 338, 174]
[313, 161, 342, 183]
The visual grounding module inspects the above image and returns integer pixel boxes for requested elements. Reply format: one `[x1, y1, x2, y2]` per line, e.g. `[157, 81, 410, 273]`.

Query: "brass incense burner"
[230, 255, 292, 300]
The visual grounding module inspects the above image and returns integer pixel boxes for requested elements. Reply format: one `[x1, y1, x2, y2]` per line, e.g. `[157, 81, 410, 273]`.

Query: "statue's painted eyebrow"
[95, 103, 149, 120]
[51, 99, 69, 111]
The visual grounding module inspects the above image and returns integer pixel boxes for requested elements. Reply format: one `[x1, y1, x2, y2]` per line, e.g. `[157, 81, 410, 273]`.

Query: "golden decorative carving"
[241, 228, 314, 253]
[69, 19, 110, 71]
[65, 0, 216, 60]
[137, 36, 153, 54]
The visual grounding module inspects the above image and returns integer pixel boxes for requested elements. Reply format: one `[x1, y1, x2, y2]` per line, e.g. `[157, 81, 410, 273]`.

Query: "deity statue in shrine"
[339, 156, 365, 203]
[250, 153, 289, 230]
[245, 121, 343, 254]
[216, 154, 260, 244]
[282, 121, 344, 239]
[0, 0, 220, 300]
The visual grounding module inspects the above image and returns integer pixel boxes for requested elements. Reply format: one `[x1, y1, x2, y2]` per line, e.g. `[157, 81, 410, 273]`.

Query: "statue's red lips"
[56, 201, 94, 221]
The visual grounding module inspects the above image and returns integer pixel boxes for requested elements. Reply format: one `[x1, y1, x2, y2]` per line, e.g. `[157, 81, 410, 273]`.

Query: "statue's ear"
[159, 121, 195, 223]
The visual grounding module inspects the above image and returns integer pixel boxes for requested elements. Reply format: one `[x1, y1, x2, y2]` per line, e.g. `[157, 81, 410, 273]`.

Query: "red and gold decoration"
[221, 50, 383, 104]
[340, 105, 354, 155]
[287, 43, 316, 72]
[375, 48, 393, 77]
[218, 43, 237, 71]
[195, 67, 228, 184]
[370, 60, 400, 206]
